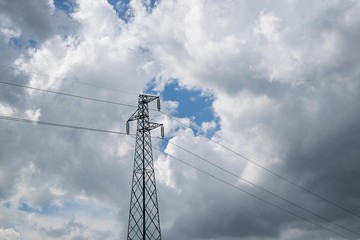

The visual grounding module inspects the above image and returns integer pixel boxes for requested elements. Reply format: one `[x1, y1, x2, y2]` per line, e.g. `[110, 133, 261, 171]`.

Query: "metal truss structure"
[126, 94, 164, 240]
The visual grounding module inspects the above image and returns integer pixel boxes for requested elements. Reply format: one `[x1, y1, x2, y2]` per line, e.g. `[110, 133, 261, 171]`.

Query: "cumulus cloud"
[0, 0, 53, 41]
[0, 228, 20, 240]
[1, 0, 360, 240]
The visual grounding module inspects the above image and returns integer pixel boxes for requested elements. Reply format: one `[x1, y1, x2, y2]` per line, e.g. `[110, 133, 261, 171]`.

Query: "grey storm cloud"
[0, 0, 55, 41]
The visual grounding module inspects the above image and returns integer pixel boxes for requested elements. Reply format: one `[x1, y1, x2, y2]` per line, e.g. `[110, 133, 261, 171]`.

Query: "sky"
[0, 0, 360, 239]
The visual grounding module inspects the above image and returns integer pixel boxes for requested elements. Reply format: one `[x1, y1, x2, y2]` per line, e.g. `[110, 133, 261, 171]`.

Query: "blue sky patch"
[54, 0, 77, 14]
[107, 0, 133, 23]
[138, 45, 150, 53]
[9, 37, 37, 49]
[107, 0, 159, 22]
[142, 0, 159, 13]
[18, 202, 40, 214]
[8, 37, 23, 48]
[40, 200, 63, 215]
[28, 39, 37, 48]
[17, 200, 114, 218]
[146, 79, 219, 137]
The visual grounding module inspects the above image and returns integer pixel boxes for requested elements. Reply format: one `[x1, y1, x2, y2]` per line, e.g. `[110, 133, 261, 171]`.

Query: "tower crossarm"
[146, 122, 163, 132]
[139, 94, 159, 104]
[127, 109, 140, 122]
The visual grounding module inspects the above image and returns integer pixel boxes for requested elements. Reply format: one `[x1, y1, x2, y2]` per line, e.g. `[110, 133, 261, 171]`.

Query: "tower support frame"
[126, 94, 163, 240]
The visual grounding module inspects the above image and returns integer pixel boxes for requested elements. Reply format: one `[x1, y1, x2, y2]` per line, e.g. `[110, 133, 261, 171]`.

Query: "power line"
[156, 109, 291, 174]
[0, 114, 354, 239]
[2, 75, 358, 221]
[0, 115, 129, 135]
[2, 113, 357, 237]
[159, 111, 360, 219]
[0, 80, 137, 109]
[0, 64, 139, 95]
[149, 142, 355, 240]
[156, 137, 360, 237]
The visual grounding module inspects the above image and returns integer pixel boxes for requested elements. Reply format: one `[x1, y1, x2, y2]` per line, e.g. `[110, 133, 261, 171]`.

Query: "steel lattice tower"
[126, 94, 164, 240]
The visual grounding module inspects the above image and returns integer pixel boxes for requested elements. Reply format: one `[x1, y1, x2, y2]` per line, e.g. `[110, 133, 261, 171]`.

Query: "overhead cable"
[0, 64, 138, 95]
[159, 111, 360, 219]
[0, 115, 128, 135]
[0, 114, 354, 240]
[156, 137, 360, 237]
[1, 73, 358, 220]
[0, 80, 137, 109]
[149, 142, 354, 240]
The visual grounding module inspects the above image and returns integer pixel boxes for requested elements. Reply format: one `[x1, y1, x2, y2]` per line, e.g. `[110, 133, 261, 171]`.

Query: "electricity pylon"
[126, 94, 164, 240]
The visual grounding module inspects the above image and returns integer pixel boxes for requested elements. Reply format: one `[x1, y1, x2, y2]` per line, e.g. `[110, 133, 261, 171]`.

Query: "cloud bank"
[1, 0, 360, 239]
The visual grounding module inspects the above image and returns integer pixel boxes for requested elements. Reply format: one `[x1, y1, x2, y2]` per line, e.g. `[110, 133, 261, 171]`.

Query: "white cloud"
[254, 11, 282, 41]
[0, 15, 20, 41]
[0, 228, 20, 240]
[25, 108, 41, 121]
[1, 0, 360, 240]
[47, 0, 55, 15]
[201, 120, 216, 133]
[155, 154, 177, 189]
[0, 103, 14, 116]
